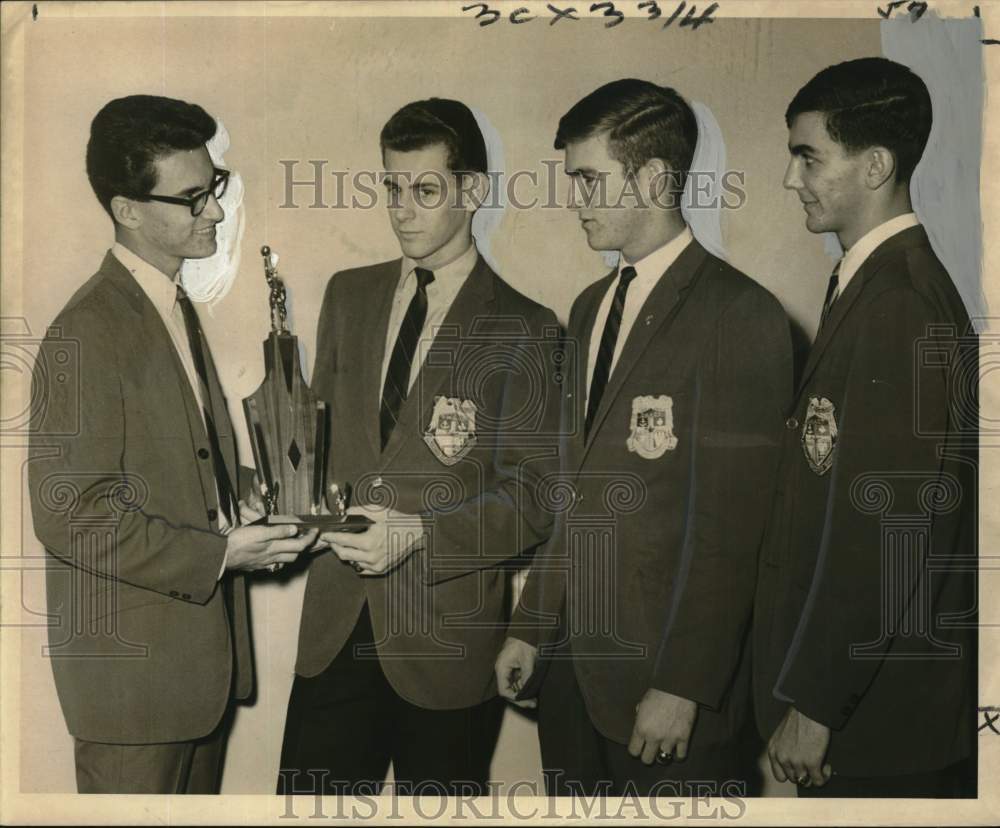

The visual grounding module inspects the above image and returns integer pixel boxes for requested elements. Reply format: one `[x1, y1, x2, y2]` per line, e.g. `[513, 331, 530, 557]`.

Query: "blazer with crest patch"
[28, 251, 253, 744]
[510, 239, 793, 748]
[752, 224, 977, 777]
[294, 254, 562, 709]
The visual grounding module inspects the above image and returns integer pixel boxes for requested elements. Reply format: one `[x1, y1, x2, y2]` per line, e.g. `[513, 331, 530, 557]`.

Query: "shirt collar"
[619, 226, 693, 284]
[111, 242, 181, 317]
[839, 212, 920, 291]
[401, 241, 479, 291]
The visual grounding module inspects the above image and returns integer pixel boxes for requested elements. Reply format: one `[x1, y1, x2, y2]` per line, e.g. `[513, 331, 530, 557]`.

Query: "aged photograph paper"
[1, 0, 997, 824]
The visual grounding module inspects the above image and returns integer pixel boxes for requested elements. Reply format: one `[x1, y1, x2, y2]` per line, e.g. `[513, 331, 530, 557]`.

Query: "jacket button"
[198, 448, 210, 459]
[207, 508, 218, 522]
[182, 593, 192, 600]
[169, 590, 179, 597]
[786, 417, 799, 430]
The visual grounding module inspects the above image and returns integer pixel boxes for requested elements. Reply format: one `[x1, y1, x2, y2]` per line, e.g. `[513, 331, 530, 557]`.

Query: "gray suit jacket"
[753, 226, 977, 776]
[513, 241, 792, 747]
[29, 251, 253, 744]
[295, 254, 562, 709]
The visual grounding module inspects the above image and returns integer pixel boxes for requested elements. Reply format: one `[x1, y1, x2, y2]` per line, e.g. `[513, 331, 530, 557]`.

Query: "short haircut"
[380, 98, 488, 175]
[786, 57, 932, 183]
[554, 78, 698, 188]
[86, 95, 216, 219]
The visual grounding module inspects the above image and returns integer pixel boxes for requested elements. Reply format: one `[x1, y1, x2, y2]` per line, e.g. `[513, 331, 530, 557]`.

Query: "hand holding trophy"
[241, 245, 371, 535]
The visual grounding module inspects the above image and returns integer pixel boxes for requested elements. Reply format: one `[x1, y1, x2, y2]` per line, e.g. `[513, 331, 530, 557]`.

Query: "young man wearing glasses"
[28, 94, 318, 793]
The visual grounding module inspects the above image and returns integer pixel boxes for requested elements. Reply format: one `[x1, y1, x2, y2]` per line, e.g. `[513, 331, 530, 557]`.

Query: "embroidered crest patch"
[423, 396, 477, 465]
[801, 396, 838, 475]
[626, 395, 678, 459]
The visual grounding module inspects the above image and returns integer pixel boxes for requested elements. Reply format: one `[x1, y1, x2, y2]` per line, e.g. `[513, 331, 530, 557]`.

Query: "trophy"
[242, 246, 367, 531]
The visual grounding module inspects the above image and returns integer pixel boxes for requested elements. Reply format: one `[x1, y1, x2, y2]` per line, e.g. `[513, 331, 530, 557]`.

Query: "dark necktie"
[818, 261, 841, 333]
[380, 267, 435, 450]
[585, 265, 638, 439]
[176, 285, 237, 524]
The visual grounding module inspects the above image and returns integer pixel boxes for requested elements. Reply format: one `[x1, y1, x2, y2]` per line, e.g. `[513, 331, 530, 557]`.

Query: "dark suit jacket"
[295, 254, 562, 709]
[512, 240, 793, 747]
[752, 225, 977, 777]
[28, 251, 253, 744]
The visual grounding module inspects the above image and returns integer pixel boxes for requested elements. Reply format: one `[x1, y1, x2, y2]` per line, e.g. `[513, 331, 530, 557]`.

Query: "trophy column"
[242, 246, 331, 517]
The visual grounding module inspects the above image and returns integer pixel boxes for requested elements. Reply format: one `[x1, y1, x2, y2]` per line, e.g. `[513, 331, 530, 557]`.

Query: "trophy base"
[252, 514, 373, 533]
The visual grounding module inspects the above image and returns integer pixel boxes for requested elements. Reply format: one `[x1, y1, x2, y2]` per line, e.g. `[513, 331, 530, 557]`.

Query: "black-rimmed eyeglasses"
[135, 167, 230, 217]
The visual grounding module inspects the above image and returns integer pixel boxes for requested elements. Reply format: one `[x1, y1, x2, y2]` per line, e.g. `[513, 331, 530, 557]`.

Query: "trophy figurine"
[242, 246, 362, 529]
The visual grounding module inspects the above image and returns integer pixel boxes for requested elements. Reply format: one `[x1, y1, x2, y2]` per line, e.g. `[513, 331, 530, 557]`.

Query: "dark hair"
[785, 57, 932, 183]
[554, 78, 698, 189]
[86, 94, 217, 219]
[380, 98, 488, 175]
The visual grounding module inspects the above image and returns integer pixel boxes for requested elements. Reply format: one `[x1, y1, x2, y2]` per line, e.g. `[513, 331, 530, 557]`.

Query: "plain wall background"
[12, 12, 890, 794]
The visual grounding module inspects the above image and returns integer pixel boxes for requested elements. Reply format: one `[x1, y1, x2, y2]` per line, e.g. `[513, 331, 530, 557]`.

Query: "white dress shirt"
[837, 212, 920, 296]
[585, 227, 693, 404]
[112, 244, 232, 564]
[379, 242, 479, 404]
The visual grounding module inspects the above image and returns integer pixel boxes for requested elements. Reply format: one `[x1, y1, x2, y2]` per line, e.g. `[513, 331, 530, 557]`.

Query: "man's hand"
[495, 637, 538, 708]
[767, 706, 832, 788]
[224, 524, 319, 572]
[628, 688, 698, 765]
[320, 504, 426, 576]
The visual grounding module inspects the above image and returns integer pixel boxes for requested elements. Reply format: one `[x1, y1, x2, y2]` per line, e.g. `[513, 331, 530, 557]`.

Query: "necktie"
[585, 265, 638, 439]
[176, 286, 237, 524]
[818, 261, 841, 333]
[380, 267, 435, 450]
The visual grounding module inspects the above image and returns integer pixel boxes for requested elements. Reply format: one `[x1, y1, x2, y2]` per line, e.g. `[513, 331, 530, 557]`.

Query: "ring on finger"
[656, 750, 673, 765]
[351, 562, 364, 573]
[796, 774, 810, 786]
[266, 562, 283, 574]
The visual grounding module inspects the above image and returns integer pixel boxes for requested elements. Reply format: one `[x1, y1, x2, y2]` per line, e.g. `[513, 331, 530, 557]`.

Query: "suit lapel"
[103, 254, 219, 507]
[566, 273, 614, 470]
[380, 255, 495, 467]
[795, 265, 867, 396]
[578, 241, 708, 468]
[200, 334, 239, 493]
[795, 225, 930, 397]
[362, 260, 404, 456]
